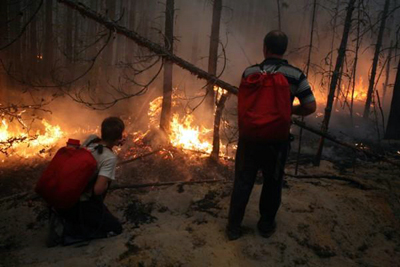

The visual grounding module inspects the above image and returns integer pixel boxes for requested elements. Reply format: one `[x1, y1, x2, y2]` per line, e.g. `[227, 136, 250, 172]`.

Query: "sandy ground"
[0, 152, 400, 266]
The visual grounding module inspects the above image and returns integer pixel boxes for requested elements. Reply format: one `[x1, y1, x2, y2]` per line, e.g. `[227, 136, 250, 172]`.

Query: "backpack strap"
[259, 62, 284, 74]
[272, 63, 283, 73]
[85, 137, 113, 155]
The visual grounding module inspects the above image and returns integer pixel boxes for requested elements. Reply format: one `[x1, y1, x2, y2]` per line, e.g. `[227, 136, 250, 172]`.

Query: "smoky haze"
[0, 0, 398, 143]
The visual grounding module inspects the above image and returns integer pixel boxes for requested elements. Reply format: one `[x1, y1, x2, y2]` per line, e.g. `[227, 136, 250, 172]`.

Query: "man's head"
[263, 30, 288, 58]
[101, 117, 125, 145]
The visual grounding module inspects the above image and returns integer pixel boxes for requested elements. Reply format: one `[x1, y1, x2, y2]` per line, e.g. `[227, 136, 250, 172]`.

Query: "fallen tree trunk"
[0, 172, 375, 204]
[57, 0, 399, 169]
[110, 178, 229, 191]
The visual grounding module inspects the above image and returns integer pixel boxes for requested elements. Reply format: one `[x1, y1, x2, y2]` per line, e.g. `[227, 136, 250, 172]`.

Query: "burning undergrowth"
[117, 138, 234, 186]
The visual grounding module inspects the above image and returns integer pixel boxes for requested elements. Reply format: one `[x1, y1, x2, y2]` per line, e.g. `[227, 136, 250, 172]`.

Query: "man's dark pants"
[228, 139, 289, 228]
[58, 196, 122, 240]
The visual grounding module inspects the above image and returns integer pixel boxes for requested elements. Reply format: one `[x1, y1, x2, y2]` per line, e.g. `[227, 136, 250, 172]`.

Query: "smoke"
[1, 0, 398, 147]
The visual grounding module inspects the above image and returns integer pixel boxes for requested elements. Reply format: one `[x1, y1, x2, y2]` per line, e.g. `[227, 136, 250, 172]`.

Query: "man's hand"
[292, 101, 317, 116]
[93, 175, 110, 195]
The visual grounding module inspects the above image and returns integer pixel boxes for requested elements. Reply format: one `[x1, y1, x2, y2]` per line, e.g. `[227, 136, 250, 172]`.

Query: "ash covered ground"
[0, 134, 400, 267]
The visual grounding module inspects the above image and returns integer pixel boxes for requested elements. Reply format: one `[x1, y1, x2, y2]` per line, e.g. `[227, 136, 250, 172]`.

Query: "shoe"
[46, 210, 63, 247]
[257, 220, 276, 238]
[62, 234, 88, 246]
[226, 225, 242, 241]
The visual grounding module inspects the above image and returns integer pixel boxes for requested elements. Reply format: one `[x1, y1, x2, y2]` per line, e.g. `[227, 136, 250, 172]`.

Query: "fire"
[0, 119, 64, 159]
[147, 89, 218, 155]
[169, 114, 213, 153]
[305, 77, 369, 115]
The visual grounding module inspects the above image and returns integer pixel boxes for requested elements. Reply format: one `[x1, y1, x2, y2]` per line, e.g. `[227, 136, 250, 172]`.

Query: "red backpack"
[35, 141, 97, 209]
[238, 66, 292, 141]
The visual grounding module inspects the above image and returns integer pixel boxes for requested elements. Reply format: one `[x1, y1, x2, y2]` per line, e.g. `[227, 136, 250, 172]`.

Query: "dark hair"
[263, 30, 288, 55]
[101, 117, 125, 143]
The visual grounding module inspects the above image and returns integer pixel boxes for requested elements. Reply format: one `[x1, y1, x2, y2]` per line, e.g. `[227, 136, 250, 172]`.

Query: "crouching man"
[53, 117, 125, 245]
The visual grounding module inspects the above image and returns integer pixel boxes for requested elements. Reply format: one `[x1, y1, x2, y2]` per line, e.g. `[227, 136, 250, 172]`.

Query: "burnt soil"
[0, 146, 400, 266]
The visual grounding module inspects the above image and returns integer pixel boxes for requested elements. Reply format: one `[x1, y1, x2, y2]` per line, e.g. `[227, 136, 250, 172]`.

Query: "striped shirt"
[242, 58, 315, 104]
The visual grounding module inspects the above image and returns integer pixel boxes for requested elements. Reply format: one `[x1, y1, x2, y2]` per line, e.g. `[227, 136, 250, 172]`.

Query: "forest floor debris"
[0, 149, 400, 266]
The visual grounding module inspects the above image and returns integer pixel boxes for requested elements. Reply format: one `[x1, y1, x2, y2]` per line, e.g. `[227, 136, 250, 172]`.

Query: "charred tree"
[160, 0, 174, 133]
[363, 0, 390, 119]
[295, 0, 317, 174]
[277, 0, 281, 30]
[385, 59, 400, 139]
[127, 0, 136, 61]
[205, 0, 222, 113]
[29, 3, 38, 67]
[104, 0, 116, 66]
[382, 40, 394, 106]
[314, 0, 356, 166]
[73, 11, 80, 62]
[9, 0, 22, 68]
[65, 8, 73, 60]
[0, 1, 8, 48]
[350, 0, 362, 123]
[44, 0, 54, 68]
[210, 92, 228, 160]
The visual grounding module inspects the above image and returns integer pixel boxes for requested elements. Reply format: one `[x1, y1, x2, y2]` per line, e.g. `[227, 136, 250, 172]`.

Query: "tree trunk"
[350, 0, 362, 123]
[105, 0, 116, 66]
[314, 0, 356, 166]
[44, 0, 54, 68]
[65, 8, 73, 60]
[210, 92, 228, 159]
[0, 1, 8, 48]
[73, 10, 80, 62]
[277, 0, 281, 30]
[205, 0, 222, 113]
[160, 0, 174, 133]
[363, 0, 390, 119]
[9, 0, 21, 68]
[295, 0, 317, 174]
[328, 0, 340, 87]
[382, 40, 393, 107]
[29, 3, 38, 68]
[385, 59, 400, 139]
[127, 0, 136, 61]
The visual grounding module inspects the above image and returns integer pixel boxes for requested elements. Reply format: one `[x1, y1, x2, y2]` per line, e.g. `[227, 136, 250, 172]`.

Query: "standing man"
[227, 30, 316, 240]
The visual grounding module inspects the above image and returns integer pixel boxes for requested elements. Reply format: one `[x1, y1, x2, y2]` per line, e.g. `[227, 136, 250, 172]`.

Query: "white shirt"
[82, 134, 117, 181]
[80, 135, 117, 201]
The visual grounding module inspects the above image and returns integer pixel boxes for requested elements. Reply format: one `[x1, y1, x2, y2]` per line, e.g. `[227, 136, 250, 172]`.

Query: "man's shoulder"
[282, 63, 305, 75]
[243, 64, 261, 78]
[82, 134, 100, 147]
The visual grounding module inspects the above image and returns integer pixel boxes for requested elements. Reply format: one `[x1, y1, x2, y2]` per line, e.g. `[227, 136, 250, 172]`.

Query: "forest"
[0, 0, 400, 266]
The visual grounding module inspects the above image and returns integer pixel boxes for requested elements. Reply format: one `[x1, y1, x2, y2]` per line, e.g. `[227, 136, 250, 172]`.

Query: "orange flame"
[0, 119, 64, 158]
[147, 88, 225, 155]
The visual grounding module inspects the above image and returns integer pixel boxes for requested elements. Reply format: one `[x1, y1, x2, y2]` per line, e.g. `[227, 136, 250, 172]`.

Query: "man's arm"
[292, 101, 317, 116]
[93, 175, 110, 195]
